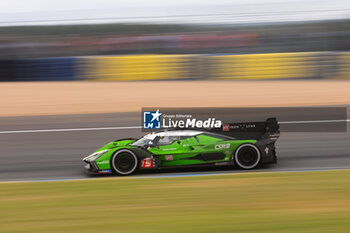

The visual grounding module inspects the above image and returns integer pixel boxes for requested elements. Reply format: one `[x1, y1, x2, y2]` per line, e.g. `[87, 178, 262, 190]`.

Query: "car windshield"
[130, 130, 205, 147]
[130, 133, 156, 146]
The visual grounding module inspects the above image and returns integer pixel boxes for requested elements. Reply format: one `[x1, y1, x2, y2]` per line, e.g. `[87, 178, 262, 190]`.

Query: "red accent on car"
[165, 155, 173, 161]
[141, 158, 154, 168]
[223, 124, 230, 131]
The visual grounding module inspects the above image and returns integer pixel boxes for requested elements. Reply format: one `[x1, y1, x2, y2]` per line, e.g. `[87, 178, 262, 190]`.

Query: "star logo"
[143, 109, 162, 129]
[151, 109, 162, 122]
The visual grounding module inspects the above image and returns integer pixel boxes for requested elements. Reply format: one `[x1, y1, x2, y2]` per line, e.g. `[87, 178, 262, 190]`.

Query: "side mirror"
[148, 141, 156, 147]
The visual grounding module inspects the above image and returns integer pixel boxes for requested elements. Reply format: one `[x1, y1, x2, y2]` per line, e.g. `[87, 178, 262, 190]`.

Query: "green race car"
[83, 118, 279, 175]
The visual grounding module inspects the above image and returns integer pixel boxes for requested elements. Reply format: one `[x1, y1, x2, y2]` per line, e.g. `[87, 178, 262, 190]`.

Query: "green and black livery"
[83, 118, 279, 175]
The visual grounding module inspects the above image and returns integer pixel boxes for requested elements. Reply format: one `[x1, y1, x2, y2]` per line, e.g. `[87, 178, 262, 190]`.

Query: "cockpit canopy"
[131, 130, 232, 147]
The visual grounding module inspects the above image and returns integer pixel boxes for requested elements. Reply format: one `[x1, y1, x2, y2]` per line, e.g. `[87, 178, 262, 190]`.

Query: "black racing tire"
[234, 144, 261, 170]
[111, 149, 138, 175]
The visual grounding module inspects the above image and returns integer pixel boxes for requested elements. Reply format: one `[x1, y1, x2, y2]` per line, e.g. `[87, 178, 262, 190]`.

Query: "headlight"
[83, 149, 109, 161]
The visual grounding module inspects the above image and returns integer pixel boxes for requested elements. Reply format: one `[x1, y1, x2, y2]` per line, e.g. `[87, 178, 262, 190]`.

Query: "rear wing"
[210, 118, 280, 140]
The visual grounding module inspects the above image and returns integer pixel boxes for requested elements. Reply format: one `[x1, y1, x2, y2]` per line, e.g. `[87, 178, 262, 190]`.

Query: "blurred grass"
[0, 170, 350, 233]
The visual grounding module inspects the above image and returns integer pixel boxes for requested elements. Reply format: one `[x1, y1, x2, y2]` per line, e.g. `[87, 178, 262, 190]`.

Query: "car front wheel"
[111, 149, 138, 175]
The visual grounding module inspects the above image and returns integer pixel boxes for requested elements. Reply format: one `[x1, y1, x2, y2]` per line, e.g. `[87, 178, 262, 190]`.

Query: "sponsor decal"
[232, 124, 256, 129]
[96, 160, 109, 165]
[99, 169, 112, 173]
[215, 144, 230, 150]
[165, 155, 173, 161]
[162, 148, 177, 151]
[265, 147, 269, 154]
[223, 124, 230, 131]
[143, 109, 162, 129]
[141, 158, 154, 168]
[215, 162, 230, 165]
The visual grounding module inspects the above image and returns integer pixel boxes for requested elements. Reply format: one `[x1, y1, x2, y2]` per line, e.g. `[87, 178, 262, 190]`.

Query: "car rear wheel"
[111, 149, 138, 175]
[234, 144, 261, 169]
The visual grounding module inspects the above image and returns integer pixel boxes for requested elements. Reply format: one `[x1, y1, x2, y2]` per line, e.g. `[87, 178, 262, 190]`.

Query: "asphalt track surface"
[0, 108, 349, 181]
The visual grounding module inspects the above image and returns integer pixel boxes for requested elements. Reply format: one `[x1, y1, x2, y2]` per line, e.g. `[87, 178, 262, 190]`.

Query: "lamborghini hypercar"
[83, 118, 279, 175]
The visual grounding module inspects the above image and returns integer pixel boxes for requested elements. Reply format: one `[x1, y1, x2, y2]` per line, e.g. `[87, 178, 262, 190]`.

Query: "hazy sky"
[0, 0, 309, 13]
[1, 0, 350, 25]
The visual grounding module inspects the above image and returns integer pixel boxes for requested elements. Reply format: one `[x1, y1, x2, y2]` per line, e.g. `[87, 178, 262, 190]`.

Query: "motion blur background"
[1, 1, 350, 233]
[1, 0, 350, 81]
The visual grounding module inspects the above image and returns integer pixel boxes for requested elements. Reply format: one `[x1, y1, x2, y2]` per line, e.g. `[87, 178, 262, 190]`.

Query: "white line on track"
[0, 126, 141, 134]
[0, 119, 348, 134]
